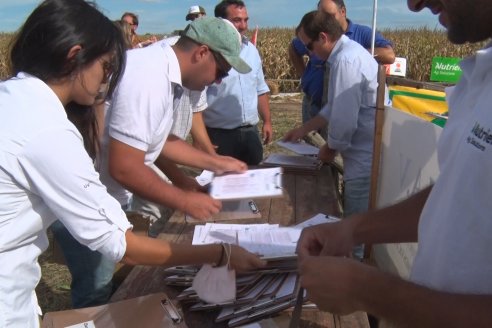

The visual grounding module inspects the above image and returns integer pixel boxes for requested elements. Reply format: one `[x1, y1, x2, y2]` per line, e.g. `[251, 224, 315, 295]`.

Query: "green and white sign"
[430, 57, 462, 83]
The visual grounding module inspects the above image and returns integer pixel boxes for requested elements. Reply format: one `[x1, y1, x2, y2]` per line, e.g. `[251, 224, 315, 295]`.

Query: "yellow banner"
[389, 85, 448, 126]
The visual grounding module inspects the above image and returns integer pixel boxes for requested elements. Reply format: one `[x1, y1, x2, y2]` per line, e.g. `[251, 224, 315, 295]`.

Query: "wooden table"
[111, 166, 369, 328]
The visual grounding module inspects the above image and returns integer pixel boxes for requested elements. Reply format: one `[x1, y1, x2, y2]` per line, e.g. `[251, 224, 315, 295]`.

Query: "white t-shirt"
[99, 43, 182, 205]
[0, 73, 130, 327]
[410, 44, 492, 294]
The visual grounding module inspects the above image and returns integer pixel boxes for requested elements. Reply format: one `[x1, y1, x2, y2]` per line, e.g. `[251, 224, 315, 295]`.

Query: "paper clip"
[248, 200, 259, 214]
[160, 298, 183, 324]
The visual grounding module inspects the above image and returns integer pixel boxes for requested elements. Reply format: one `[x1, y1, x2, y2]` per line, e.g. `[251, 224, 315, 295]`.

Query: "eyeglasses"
[99, 58, 114, 83]
[211, 50, 230, 80]
[130, 22, 138, 26]
[305, 38, 318, 52]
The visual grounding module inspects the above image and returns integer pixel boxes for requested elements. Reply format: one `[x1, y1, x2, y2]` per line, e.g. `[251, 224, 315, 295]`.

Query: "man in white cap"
[186, 5, 206, 21]
[102, 16, 251, 220]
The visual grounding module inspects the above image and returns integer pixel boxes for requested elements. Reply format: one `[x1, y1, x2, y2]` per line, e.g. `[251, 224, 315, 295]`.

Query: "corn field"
[0, 28, 486, 91]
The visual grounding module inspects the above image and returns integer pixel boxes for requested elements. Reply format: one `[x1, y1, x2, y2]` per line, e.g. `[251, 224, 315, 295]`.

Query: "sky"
[0, 0, 442, 35]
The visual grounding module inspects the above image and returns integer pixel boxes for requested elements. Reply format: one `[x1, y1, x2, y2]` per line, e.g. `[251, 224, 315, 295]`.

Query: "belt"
[208, 124, 254, 131]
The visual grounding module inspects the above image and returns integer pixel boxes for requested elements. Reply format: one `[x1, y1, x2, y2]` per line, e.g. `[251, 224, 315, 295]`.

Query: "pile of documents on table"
[164, 214, 339, 327]
[261, 141, 323, 173]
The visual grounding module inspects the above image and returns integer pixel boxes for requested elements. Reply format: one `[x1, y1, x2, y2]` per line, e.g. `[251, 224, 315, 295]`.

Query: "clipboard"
[275, 140, 320, 156]
[261, 153, 322, 174]
[209, 167, 283, 201]
[42, 293, 185, 328]
[227, 299, 296, 328]
[185, 199, 262, 223]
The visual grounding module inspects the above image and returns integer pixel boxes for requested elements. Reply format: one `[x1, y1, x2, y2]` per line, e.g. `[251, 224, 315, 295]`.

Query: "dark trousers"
[206, 125, 263, 165]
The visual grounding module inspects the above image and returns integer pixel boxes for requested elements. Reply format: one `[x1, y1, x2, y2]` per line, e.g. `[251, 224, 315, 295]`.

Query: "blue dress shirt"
[205, 38, 270, 129]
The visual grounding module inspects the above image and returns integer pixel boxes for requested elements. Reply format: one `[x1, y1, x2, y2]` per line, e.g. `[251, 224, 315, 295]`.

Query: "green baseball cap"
[181, 16, 251, 74]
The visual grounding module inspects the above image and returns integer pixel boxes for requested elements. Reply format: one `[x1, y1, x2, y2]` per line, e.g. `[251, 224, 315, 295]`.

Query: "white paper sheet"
[196, 169, 214, 186]
[209, 168, 283, 200]
[276, 140, 319, 156]
[192, 214, 340, 258]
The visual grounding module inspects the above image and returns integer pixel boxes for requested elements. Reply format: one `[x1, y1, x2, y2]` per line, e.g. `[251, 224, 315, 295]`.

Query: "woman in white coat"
[0, 1, 264, 326]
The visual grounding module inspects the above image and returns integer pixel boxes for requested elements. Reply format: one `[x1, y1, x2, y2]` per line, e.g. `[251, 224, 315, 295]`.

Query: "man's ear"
[192, 45, 209, 64]
[340, 6, 347, 17]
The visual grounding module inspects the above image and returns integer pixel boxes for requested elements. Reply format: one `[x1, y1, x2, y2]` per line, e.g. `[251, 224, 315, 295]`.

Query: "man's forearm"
[360, 268, 492, 328]
[372, 46, 396, 65]
[302, 115, 328, 135]
[258, 93, 271, 125]
[153, 155, 186, 185]
[352, 185, 432, 245]
[113, 157, 188, 211]
[162, 135, 218, 171]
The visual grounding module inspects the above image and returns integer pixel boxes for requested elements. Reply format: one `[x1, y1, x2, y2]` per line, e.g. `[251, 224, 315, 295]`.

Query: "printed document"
[209, 167, 283, 200]
[192, 214, 339, 258]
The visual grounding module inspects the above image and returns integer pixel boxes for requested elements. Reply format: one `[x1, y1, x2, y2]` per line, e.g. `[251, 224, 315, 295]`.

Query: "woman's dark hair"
[214, 0, 245, 19]
[10, 0, 126, 161]
[65, 102, 100, 160]
[10, 0, 125, 101]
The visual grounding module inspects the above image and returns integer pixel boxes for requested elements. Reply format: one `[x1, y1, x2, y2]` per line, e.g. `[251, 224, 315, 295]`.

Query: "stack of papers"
[262, 153, 322, 171]
[192, 223, 298, 258]
[192, 214, 339, 258]
[276, 140, 319, 156]
[165, 214, 340, 327]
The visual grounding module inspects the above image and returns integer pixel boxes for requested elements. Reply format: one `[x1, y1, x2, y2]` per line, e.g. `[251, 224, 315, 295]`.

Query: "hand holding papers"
[187, 170, 263, 222]
[210, 167, 283, 200]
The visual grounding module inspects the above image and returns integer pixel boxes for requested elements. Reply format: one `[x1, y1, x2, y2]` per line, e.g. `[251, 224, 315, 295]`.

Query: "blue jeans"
[343, 176, 371, 259]
[51, 221, 116, 308]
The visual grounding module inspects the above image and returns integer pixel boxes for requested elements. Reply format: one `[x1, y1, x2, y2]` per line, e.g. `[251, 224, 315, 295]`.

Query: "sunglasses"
[305, 38, 318, 52]
[211, 50, 230, 80]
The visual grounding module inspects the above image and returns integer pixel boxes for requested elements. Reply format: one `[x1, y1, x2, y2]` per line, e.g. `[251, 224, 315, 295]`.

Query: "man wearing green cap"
[51, 17, 253, 308]
[100, 16, 251, 221]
